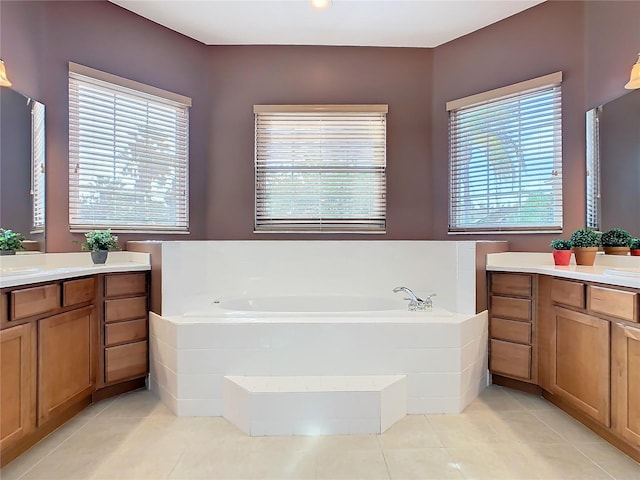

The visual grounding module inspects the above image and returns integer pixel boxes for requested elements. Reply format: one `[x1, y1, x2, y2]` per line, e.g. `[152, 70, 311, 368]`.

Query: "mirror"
[586, 89, 640, 235]
[0, 88, 46, 251]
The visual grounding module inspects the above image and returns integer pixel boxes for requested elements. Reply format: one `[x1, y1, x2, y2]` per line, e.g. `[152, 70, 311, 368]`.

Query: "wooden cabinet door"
[551, 307, 610, 426]
[0, 323, 36, 450]
[38, 307, 97, 424]
[612, 322, 640, 448]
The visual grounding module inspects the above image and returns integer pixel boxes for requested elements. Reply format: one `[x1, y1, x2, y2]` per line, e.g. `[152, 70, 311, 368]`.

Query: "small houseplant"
[570, 228, 601, 266]
[550, 239, 572, 266]
[0, 229, 25, 255]
[631, 238, 640, 257]
[82, 229, 120, 264]
[600, 227, 633, 255]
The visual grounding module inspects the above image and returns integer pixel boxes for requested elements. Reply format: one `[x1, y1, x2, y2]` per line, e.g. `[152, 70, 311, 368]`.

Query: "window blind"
[254, 105, 387, 233]
[585, 107, 601, 230]
[448, 78, 563, 233]
[31, 101, 45, 232]
[69, 67, 189, 232]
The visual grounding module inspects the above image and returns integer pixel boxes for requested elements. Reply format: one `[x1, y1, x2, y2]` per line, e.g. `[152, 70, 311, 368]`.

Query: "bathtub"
[181, 295, 454, 321]
[150, 293, 488, 418]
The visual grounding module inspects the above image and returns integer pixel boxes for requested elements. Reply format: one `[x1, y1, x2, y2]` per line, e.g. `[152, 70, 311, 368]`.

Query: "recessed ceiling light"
[311, 0, 332, 9]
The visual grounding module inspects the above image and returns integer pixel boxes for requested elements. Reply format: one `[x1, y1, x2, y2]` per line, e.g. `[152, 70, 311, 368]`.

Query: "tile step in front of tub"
[222, 375, 407, 436]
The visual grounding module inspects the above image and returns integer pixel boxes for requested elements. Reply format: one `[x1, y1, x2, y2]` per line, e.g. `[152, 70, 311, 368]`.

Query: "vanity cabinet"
[490, 271, 640, 462]
[488, 273, 536, 382]
[612, 322, 640, 448]
[0, 323, 36, 451]
[0, 271, 149, 467]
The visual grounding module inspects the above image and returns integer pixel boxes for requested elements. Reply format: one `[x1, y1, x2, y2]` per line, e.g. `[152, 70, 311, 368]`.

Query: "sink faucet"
[393, 286, 424, 311]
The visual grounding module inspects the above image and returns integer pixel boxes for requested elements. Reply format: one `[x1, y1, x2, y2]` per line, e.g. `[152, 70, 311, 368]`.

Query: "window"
[448, 72, 563, 233]
[31, 100, 45, 233]
[68, 63, 190, 232]
[254, 105, 387, 233]
[585, 106, 601, 230]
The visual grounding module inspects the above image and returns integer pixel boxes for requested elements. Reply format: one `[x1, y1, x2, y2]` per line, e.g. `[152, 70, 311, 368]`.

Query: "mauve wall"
[206, 46, 433, 239]
[1, 0, 638, 251]
[1, 0, 211, 252]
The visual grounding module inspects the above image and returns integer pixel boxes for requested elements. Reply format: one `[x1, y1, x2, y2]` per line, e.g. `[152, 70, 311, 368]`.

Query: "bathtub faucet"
[393, 286, 427, 311]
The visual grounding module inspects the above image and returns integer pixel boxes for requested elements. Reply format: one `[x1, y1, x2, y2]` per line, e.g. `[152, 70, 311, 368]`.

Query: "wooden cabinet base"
[92, 377, 146, 403]
[492, 374, 542, 396]
[0, 396, 90, 468]
[543, 390, 640, 463]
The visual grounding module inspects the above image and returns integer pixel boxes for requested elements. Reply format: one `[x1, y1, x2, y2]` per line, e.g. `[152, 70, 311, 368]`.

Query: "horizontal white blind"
[255, 108, 387, 233]
[69, 70, 189, 232]
[449, 82, 563, 232]
[31, 101, 45, 232]
[585, 107, 600, 230]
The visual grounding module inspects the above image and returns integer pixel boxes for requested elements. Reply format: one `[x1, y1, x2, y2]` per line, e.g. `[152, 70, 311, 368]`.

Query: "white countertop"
[0, 252, 150, 289]
[486, 252, 640, 289]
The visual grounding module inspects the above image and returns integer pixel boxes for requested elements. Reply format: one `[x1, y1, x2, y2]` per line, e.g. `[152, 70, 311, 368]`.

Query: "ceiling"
[108, 0, 546, 48]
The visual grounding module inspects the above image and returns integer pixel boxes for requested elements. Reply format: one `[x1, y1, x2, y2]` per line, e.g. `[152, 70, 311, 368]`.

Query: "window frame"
[68, 62, 191, 234]
[447, 72, 563, 234]
[254, 104, 388, 234]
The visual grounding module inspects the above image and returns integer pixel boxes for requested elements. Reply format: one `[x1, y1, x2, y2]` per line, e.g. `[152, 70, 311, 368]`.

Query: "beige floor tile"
[426, 412, 508, 447]
[462, 385, 526, 412]
[446, 442, 543, 480]
[576, 443, 640, 480]
[519, 443, 614, 479]
[488, 411, 567, 444]
[380, 415, 443, 449]
[533, 408, 609, 444]
[383, 448, 464, 479]
[502, 388, 557, 411]
[97, 389, 172, 418]
[19, 452, 107, 480]
[315, 448, 389, 480]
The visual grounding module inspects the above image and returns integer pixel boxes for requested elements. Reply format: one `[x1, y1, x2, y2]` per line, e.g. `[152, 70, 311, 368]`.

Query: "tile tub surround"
[486, 252, 640, 289]
[149, 309, 488, 417]
[0, 251, 151, 288]
[156, 240, 488, 316]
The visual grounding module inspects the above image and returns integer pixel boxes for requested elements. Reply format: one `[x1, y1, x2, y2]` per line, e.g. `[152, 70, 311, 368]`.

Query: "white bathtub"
[181, 295, 454, 321]
[150, 295, 489, 417]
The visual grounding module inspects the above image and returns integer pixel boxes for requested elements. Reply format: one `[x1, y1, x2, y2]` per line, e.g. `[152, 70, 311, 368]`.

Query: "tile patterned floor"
[2, 385, 639, 480]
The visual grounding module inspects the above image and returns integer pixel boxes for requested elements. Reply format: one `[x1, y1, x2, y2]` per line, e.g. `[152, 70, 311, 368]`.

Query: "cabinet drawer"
[1, 293, 7, 325]
[490, 317, 531, 344]
[105, 273, 146, 298]
[105, 319, 147, 347]
[491, 274, 532, 297]
[551, 279, 585, 309]
[62, 277, 95, 307]
[490, 339, 531, 380]
[104, 296, 147, 323]
[588, 286, 638, 323]
[11, 284, 60, 321]
[490, 296, 532, 322]
[105, 341, 147, 383]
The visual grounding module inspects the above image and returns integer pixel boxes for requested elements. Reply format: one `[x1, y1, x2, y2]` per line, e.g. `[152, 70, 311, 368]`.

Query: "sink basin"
[603, 268, 640, 278]
[0, 267, 42, 277]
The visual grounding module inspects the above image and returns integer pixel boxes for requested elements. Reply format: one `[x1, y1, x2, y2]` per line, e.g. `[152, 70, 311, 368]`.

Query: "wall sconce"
[0, 60, 12, 87]
[625, 53, 640, 89]
[311, 0, 332, 9]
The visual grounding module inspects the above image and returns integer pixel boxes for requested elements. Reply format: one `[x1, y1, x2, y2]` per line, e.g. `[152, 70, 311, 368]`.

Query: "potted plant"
[570, 228, 601, 266]
[550, 239, 572, 266]
[631, 238, 640, 256]
[600, 227, 633, 255]
[82, 229, 120, 264]
[0, 229, 25, 255]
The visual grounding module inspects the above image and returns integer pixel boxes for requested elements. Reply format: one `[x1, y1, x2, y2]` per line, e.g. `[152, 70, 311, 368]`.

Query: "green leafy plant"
[550, 239, 572, 250]
[81, 229, 120, 252]
[0, 229, 25, 251]
[631, 238, 640, 250]
[600, 228, 633, 247]
[570, 228, 601, 248]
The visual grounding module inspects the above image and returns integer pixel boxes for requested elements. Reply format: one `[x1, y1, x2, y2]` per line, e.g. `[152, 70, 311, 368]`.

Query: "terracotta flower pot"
[573, 247, 598, 266]
[603, 246, 630, 255]
[552, 250, 572, 266]
[631, 249, 640, 257]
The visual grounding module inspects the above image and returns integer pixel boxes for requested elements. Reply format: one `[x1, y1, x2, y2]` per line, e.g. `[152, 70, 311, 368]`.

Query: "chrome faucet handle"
[417, 293, 436, 310]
